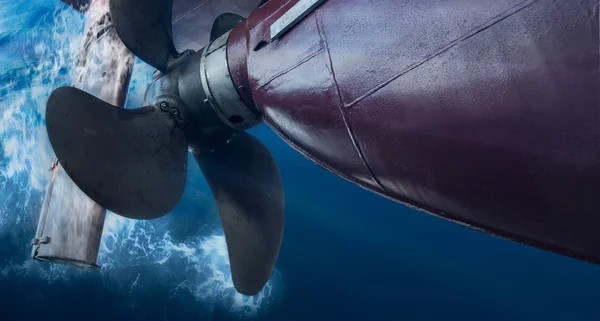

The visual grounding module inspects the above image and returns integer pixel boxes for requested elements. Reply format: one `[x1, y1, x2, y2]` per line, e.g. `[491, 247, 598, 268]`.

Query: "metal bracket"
[199, 31, 262, 130]
[49, 159, 59, 171]
[31, 236, 51, 246]
[270, 0, 327, 40]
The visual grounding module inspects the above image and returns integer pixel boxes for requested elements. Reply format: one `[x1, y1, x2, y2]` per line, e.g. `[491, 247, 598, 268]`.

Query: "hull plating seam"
[257, 48, 324, 89]
[268, 114, 600, 266]
[344, 0, 541, 108]
[315, 10, 388, 192]
[264, 118, 384, 194]
[255, 8, 389, 192]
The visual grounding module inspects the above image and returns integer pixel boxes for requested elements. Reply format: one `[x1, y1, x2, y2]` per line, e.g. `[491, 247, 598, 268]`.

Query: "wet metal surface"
[33, 0, 135, 268]
[109, 0, 179, 73]
[200, 31, 261, 130]
[194, 131, 285, 295]
[229, 0, 600, 264]
[62, 0, 263, 51]
[171, 0, 263, 50]
[46, 87, 188, 220]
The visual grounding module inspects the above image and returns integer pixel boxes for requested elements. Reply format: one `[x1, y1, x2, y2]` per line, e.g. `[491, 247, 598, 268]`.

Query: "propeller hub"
[143, 31, 261, 153]
[199, 31, 262, 131]
[47, 1, 284, 295]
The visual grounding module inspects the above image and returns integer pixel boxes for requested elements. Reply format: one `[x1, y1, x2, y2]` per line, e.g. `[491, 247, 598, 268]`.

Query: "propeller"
[194, 132, 284, 295]
[210, 13, 244, 42]
[46, 86, 187, 220]
[45, 0, 283, 296]
[109, 0, 179, 73]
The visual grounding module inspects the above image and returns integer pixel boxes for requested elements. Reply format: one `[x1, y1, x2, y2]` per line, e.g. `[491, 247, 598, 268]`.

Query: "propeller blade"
[46, 86, 188, 220]
[210, 13, 244, 42]
[194, 132, 284, 296]
[109, 0, 178, 73]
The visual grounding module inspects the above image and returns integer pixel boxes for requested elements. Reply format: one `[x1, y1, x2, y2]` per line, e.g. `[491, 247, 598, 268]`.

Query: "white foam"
[0, 1, 281, 317]
[99, 212, 281, 317]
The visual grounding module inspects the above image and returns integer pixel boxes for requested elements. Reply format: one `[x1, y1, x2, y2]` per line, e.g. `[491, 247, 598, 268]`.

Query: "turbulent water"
[0, 1, 280, 318]
[3, 1, 600, 321]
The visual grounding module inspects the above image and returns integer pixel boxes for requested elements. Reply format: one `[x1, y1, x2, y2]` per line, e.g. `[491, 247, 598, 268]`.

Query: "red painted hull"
[228, 0, 600, 264]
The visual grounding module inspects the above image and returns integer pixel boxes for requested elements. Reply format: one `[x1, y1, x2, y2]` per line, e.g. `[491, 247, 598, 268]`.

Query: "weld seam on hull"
[345, 0, 540, 108]
[315, 9, 388, 192]
[258, 48, 324, 89]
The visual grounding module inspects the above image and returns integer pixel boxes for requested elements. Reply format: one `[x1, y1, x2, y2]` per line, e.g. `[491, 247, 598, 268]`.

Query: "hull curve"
[228, 0, 600, 264]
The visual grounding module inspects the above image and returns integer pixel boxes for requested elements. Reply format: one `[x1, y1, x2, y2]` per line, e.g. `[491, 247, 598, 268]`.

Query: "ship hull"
[228, 0, 600, 264]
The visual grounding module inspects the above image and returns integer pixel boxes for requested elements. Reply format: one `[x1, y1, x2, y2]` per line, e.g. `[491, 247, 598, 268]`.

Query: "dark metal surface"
[194, 131, 284, 296]
[62, 0, 263, 51]
[171, 0, 263, 50]
[210, 13, 244, 42]
[46, 86, 188, 220]
[229, 0, 600, 264]
[109, 0, 179, 72]
[200, 31, 262, 131]
[143, 30, 280, 295]
[144, 50, 235, 153]
[47, 2, 282, 293]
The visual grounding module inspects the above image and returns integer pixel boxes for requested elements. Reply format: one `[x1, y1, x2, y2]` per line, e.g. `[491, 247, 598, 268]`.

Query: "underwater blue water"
[0, 1, 598, 320]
